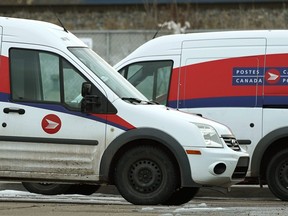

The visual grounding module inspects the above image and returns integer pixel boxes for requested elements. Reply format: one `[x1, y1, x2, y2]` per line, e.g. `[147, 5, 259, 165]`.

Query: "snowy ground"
[0, 189, 230, 215]
[0, 186, 287, 216]
[0, 189, 128, 204]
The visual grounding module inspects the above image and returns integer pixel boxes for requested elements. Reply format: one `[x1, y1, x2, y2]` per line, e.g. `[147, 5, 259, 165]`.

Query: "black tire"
[114, 145, 178, 205]
[266, 150, 288, 201]
[163, 187, 200, 205]
[66, 184, 100, 195]
[22, 182, 71, 195]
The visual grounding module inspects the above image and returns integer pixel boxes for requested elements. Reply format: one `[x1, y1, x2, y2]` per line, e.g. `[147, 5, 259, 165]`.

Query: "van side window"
[9, 48, 86, 110]
[62, 59, 86, 109]
[119, 61, 173, 105]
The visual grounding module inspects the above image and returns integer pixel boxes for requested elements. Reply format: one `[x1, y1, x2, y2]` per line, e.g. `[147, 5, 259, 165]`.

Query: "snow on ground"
[0, 189, 225, 214]
[0, 189, 128, 204]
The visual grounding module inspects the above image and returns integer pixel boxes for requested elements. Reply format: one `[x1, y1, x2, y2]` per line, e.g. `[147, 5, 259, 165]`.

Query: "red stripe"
[0, 56, 10, 94]
[169, 54, 269, 101]
[265, 53, 288, 95]
[92, 114, 135, 130]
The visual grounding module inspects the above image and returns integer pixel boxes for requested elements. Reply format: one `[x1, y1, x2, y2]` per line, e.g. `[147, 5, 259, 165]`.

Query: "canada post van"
[115, 30, 288, 201]
[0, 17, 249, 205]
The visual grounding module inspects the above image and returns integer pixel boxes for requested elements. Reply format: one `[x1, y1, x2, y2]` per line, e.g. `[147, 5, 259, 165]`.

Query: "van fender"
[99, 127, 198, 187]
[250, 126, 288, 176]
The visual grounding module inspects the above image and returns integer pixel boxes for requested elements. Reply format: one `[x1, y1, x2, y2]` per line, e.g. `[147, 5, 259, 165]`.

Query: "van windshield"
[69, 47, 147, 100]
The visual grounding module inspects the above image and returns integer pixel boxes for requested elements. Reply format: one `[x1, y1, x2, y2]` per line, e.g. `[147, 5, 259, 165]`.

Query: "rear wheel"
[266, 150, 288, 201]
[22, 182, 71, 195]
[163, 187, 200, 205]
[114, 145, 178, 205]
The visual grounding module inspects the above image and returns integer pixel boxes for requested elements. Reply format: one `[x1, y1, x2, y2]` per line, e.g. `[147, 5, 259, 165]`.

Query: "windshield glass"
[69, 47, 147, 100]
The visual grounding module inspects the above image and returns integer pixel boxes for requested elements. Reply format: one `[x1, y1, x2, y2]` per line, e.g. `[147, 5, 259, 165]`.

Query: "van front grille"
[232, 157, 250, 179]
[222, 136, 241, 151]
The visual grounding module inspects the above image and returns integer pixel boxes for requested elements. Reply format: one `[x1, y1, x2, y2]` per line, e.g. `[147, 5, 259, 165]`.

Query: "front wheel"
[266, 150, 288, 201]
[114, 145, 178, 205]
[163, 187, 200, 205]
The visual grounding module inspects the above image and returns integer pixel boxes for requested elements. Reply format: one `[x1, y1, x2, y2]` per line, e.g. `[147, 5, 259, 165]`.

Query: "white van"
[115, 30, 288, 201]
[0, 17, 249, 205]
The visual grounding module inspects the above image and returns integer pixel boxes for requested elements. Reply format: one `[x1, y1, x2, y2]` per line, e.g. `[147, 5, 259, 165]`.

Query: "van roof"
[0, 17, 86, 49]
[118, 30, 288, 61]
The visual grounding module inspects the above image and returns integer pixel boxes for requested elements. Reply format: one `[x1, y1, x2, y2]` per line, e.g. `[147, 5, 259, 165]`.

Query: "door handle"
[3, 107, 25, 115]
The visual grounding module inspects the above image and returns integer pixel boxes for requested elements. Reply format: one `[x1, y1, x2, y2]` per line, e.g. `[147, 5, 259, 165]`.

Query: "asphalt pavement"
[96, 184, 275, 199]
[0, 182, 275, 199]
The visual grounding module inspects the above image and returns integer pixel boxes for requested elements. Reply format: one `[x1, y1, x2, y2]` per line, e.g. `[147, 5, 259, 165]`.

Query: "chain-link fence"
[73, 30, 171, 66]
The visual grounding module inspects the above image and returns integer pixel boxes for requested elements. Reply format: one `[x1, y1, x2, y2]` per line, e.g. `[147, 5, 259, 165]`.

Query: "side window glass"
[10, 48, 113, 113]
[39, 53, 61, 102]
[62, 59, 86, 109]
[10, 49, 85, 110]
[123, 61, 173, 105]
[127, 64, 153, 100]
[10, 49, 43, 101]
[10, 49, 61, 102]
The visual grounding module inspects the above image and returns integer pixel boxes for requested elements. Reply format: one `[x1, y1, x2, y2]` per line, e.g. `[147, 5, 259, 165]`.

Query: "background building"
[1, 0, 287, 64]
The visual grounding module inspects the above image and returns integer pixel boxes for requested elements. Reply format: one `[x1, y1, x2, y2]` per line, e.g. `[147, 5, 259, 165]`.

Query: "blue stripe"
[168, 96, 260, 108]
[263, 96, 288, 106]
[168, 96, 288, 108]
[0, 93, 10, 102]
[0, 93, 129, 131]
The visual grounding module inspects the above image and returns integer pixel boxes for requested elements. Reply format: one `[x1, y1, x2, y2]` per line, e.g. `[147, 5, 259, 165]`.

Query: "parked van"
[0, 17, 249, 205]
[115, 30, 288, 201]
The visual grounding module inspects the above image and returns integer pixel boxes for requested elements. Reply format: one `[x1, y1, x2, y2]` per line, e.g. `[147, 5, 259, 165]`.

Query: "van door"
[0, 46, 109, 180]
[180, 38, 266, 155]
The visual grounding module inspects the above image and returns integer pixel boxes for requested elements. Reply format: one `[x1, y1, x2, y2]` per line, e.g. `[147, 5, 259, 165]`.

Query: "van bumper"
[184, 147, 250, 188]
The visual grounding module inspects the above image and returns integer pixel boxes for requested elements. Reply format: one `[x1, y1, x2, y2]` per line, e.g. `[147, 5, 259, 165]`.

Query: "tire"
[22, 182, 71, 195]
[114, 145, 178, 205]
[66, 184, 100, 195]
[163, 187, 200, 205]
[266, 150, 288, 201]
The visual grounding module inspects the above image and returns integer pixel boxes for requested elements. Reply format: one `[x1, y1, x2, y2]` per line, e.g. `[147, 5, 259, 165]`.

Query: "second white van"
[115, 30, 288, 201]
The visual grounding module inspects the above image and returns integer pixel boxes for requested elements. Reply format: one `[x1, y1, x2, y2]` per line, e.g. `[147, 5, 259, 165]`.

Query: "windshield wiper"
[122, 97, 142, 104]
[122, 97, 157, 105]
[149, 100, 159, 105]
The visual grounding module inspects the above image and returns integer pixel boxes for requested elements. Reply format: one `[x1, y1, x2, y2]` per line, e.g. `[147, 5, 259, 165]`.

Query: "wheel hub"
[129, 159, 162, 193]
[279, 161, 288, 189]
[138, 168, 152, 183]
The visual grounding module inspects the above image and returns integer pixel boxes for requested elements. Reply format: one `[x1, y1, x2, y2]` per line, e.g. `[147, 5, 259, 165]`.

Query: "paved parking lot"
[0, 182, 285, 216]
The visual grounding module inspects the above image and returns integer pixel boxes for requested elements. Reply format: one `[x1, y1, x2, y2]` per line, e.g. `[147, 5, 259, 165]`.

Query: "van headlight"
[195, 123, 223, 148]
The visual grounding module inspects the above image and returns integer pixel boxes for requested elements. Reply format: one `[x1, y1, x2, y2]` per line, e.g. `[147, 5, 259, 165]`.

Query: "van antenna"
[57, 17, 68, 33]
[152, 24, 164, 39]
[49, 5, 68, 33]
[51, 10, 68, 33]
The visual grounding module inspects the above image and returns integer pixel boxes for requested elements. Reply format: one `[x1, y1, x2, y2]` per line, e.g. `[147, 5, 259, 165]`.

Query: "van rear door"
[180, 38, 266, 155]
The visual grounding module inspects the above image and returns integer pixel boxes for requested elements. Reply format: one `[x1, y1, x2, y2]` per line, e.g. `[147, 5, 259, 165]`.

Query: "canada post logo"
[232, 67, 288, 85]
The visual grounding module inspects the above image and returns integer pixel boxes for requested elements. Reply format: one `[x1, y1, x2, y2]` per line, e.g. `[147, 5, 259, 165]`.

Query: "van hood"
[115, 99, 233, 138]
[160, 106, 233, 136]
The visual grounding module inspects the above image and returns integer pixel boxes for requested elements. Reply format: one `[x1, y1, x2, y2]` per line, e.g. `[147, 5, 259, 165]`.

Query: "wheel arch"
[251, 126, 288, 180]
[99, 127, 197, 187]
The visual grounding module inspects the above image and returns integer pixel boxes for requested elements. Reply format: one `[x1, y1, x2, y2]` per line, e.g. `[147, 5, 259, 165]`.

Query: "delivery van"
[0, 17, 249, 205]
[115, 30, 288, 201]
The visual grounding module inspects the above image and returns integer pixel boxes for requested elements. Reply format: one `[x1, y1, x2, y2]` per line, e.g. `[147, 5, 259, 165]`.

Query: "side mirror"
[82, 82, 92, 97]
[81, 82, 101, 113]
